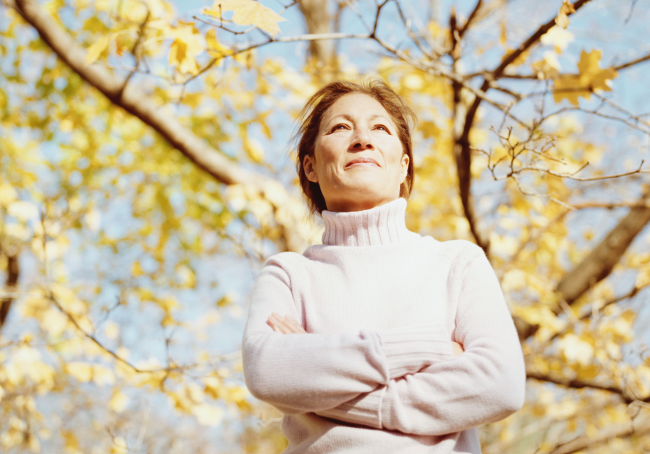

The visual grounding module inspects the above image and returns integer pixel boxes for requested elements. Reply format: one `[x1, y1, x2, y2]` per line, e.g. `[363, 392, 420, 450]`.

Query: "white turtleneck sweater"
[242, 197, 525, 454]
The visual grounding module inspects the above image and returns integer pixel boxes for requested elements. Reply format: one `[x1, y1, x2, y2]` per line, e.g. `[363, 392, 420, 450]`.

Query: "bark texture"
[299, 0, 334, 67]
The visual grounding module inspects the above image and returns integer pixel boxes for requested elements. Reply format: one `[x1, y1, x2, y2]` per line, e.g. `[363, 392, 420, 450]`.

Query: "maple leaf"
[205, 0, 286, 37]
[555, 0, 576, 29]
[552, 49, 617, 105]
[576, 49, 617, 92]
[532, 51, 561, 79]
[169, 22, 202, 75]
[205, 28, 232, 58]
[540, 25, 574, 53]
[85, 34, 111, 66]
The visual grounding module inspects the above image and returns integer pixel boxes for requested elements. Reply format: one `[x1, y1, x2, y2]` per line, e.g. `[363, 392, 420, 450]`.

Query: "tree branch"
[8, 0, 310, 253]
[526, 369, 640, 403]
[0, 247, 19, 331]
[515, 187, 650, 340]
[614, 50, 650, 71]
[491, 0, 594, 81]
[536, 285, 642, 351]
[452, 0, 595, 255]
[545, 414, 650, 454]
[458, 0, 482, 39]
[299, 0, 335, 70]
[554, 187, 650, 309]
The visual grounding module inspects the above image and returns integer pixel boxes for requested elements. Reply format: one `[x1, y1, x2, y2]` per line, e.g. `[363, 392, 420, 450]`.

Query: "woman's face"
[304, 93, 409, 212]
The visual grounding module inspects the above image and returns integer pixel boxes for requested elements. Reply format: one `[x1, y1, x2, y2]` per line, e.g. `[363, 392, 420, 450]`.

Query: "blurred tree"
[1, 0, 650, 453]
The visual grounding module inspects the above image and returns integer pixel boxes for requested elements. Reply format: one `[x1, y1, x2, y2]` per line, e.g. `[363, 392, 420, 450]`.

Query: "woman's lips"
[346, 160, 379, 168]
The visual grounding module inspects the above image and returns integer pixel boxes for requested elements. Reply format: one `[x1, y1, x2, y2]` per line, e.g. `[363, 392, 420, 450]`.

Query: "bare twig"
[625, 0, 640, 23]
[117, 8, 150, 101]
[458, 0, 482, 39]
[511, 160, 648, 182]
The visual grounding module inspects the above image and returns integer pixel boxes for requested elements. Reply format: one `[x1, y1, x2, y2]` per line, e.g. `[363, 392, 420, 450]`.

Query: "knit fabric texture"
[242, 197, 526, 454]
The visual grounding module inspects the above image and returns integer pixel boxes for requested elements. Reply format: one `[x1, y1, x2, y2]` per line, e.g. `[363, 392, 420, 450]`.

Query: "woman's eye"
[374, 125, 389, 132]
[331, 124, 347, 132]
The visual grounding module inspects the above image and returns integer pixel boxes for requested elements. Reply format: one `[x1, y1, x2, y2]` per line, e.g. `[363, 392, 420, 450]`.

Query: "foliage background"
[1, 0, 650, 452]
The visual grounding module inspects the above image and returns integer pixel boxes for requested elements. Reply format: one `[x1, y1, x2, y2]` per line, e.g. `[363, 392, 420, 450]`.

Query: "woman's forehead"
[321, 93, 394, 125]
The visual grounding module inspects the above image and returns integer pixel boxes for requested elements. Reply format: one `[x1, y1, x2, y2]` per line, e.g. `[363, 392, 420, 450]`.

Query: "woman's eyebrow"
[326, 113, 392, 126]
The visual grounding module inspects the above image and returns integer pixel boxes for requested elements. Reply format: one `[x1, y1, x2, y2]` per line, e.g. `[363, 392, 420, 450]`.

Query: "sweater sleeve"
[315, 248, 526, 434]
[242, 256, 453, 416]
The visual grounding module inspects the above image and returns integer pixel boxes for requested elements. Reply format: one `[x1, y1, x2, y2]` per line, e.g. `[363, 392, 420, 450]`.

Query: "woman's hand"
[268, 312, 307, 334]
[268, 313, 464, 355]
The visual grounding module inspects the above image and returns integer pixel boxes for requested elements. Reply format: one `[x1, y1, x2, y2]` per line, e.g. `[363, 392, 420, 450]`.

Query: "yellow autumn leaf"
[244, 137, 265, 163]
[103, 320, 120, 340]
[205, 0, 286, 37]
[131, 260, 144, 276]
[192, 403, 225, 426]
[575, 363, 600, 381]
[92, 365, 116, 386]
[169, 23, 202, 75]
[66, 362, 93, 382]
[559, 333, 594, 366]
[85, 34, 112, 66]
[7, 200, 40, 221]
[110, 436, 128, 454]
[553, 49, 617, 105]
[170, 39, 198, 75]
[216, 293, 234, 307]
[540, 25, 574, 52]
[555, 0, 576, 29]
[499, 21, 507, 46]
[576, 49, 618, 92]
[637, 263, 650, 288]
[419, 120, 442, 140]
[532, 51, 561, 79]
[62, 430, 82, 454]
[108, 389, 129, 413]
[176, 264, 196, 288]
[205, 28, 232, 58]
[203, 376, 225, 399]
[503, 47, 530, 67]
[0, 183, 18, 206]
[402, 73, 424, 90]
[84, 208, 101, 232]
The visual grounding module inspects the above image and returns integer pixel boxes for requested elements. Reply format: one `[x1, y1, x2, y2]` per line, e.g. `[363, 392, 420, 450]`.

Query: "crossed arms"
[241, 250, 526, 436]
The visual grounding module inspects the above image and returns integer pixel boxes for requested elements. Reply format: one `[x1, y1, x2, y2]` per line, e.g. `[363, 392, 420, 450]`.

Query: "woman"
[242, 79, 525, 453]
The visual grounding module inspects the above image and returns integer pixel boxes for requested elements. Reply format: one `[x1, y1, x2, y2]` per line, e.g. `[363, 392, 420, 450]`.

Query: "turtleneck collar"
[320, 197, 419, 247]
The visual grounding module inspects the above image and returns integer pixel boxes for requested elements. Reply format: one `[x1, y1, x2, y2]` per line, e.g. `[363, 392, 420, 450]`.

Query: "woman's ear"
[399, 153, 410, 184]
[304, 154, 319, 183]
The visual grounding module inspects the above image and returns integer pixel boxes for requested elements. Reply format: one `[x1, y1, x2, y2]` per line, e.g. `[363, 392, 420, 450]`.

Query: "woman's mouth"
[346, 159, 379, 168]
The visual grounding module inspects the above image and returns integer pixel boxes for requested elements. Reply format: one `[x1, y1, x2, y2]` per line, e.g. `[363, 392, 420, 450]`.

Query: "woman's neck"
[320, 197, 418, 247]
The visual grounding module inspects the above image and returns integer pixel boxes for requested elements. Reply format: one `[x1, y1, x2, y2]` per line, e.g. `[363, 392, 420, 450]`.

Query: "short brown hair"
[294, 79, 417, 216]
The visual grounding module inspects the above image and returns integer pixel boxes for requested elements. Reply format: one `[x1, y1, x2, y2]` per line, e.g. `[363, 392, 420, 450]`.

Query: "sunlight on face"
[303, 93, 409, 212]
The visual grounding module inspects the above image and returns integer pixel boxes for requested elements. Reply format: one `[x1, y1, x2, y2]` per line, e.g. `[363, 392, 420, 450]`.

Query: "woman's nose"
[350, 128, 374, 150]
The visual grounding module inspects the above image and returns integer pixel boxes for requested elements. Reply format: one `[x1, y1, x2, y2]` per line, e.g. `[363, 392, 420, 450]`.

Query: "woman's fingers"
[268, 313, 305, 334]
[284, 315, 307, 333]
[269, 318, 290, 334]
[267, 313, 290, 333]
[267, 314, 287, 333]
